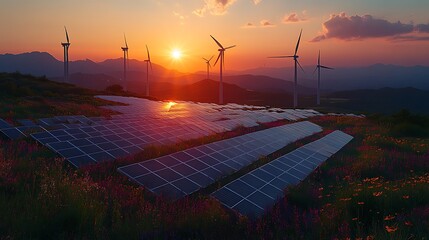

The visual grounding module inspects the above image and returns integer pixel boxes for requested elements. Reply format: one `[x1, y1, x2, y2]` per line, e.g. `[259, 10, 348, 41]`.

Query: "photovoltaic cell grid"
[96, 95, 323, 129]
[1, 96, 324, 168]
[0, 115, 97, 140]
[118, 121, 322, 199]
[212, 130, 353, 218]
[30, 117, 222, 168]
[0, 118, 47, 140]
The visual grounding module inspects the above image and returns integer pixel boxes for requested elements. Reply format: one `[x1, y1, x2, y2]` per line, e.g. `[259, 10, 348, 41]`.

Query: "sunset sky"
[1, 0, 429, 72]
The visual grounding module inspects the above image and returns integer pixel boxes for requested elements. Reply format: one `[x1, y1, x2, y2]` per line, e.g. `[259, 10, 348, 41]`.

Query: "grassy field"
[1, 73, 428, 239]
[0, 72, 122, 121]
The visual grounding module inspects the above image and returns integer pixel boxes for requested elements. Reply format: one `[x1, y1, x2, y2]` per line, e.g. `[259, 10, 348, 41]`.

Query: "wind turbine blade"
[210, 35, 224, 49]
[313, 66, 318, 75]
[321, 66, 334, 70]
[203, 57, 208, 62]
[268, 56, 294, 58]
[146, 45, 150, 62]
[124, 34, 128, 48]
[208, 55, 214, 61]
[294, 29, 302, 55]
[297, 60, 305, 72]
[224, 45, 236, 50]
[214, 52, 221, 66]
[64, 26, 70, 43]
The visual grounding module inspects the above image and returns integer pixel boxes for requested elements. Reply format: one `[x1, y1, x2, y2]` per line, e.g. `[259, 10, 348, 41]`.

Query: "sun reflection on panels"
[2, 95, 337, 168]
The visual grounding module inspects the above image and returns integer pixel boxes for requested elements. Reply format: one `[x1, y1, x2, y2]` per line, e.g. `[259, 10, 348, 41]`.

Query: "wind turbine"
[144, 45, 153, 97]
[314, 50, 334, 105]
[269, 29, 304, 108]
[121, 34, 129, 91]
[210, 35, 236, 105]
[202, 55, 213, 80]
[61, 26, 71, 83]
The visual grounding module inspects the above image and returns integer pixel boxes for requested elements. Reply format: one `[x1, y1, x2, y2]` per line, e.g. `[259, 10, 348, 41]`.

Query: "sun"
[171, 49, 182, 60]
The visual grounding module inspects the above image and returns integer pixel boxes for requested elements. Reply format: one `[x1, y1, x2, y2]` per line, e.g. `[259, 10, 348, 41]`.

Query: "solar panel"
[118, 121, 323, 199]
[0, 119, 12, 130]
[0, 95, 324, 166]
[212, 130, 353, 218]
[0, 128, 26, 140]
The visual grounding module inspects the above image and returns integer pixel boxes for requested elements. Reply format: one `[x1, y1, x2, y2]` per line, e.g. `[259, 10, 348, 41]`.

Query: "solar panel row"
[0, 119, 12, 129]
[31, 118, 220, 167]
[1, 96, 324, 169]
[96, 95, 322, 127]
[118, 121, 322, 199]
[0, 127, 26, 140]
[212, 130, 353, 218]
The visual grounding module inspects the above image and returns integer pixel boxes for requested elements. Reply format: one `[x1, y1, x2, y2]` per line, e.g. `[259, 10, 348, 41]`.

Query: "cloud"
[283, 13, 299, 23]
[193, 0, 237, 17]
[242, 22, 256, 28]
[173, 11, 187, 25]
[192, 8, 206, 17]
[311, 13, 415, 42]
[391, 35, 429, 42]
[283, 12, 307, 23]
[415, 24, 429, 33]
[242, 20, 275, 28]
[252, 0, 262, 5]
[173, 11, 185, 20]
[260, 19, 275, 27]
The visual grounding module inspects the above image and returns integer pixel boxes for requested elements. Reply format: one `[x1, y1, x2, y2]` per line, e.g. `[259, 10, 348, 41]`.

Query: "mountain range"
[232, 64, 429, 91]
[1, 51, 429, 93]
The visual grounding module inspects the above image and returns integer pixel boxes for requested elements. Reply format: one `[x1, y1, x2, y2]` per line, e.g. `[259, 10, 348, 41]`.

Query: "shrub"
[106, 84, 123, 93]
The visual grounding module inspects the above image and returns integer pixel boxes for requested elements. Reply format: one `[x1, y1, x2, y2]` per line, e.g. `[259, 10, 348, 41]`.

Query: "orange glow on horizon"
[1, 1, 429, 73]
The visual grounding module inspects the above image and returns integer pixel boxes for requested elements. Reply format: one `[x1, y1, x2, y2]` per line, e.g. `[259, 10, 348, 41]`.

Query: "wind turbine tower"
[121, 34, 129, 91]
[61, 27, 71, 83]
[203, 56, 214, 80]
[210, 35, 236, 105]
[314, 50, 334, 105]
[269, 29, 304, 108]
[144, 45, 152, 97]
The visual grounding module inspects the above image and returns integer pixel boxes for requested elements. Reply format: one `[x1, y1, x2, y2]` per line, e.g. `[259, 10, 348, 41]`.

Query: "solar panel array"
[0, 96, 325, 168]
[30, 116, 224, 168]
[212, 130, 353, 217]
[97, 95, 323, 130]
[118, 121, 322, 199]
[0, 118, 40, 140]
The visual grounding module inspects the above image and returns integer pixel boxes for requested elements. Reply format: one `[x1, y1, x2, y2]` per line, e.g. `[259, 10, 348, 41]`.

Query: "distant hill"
[222, 74, 314, 95]
[0, 52, 63, 77]
[324, 87, 429, 114]
[2, 52, 429, 94]
[51, 73, 121, 90]
[234, 64, 429, 91]
[149, 79, 296, 107]
[0, 52, 182, 80]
